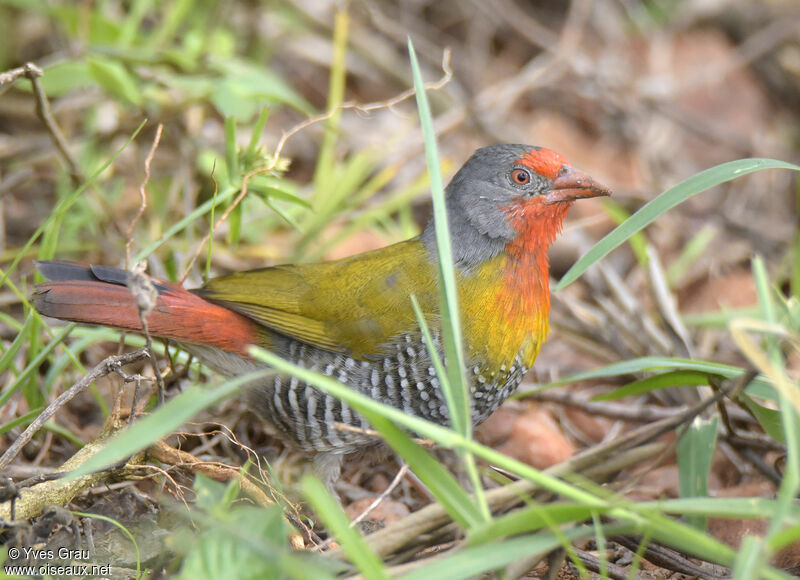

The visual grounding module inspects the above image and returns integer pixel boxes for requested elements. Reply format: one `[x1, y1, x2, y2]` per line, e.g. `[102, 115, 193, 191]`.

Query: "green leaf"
[177, 503, 294, 580]
[531, 356, 773, 394]
[52, 5, 122, 43]
[161, 74, 215, 98]
[677, 416, 719, 530]
[249, 176, 310, 208]
[151, 0, 193, 48]
[732, 535, 768, 580]
[469, 503, 605, 545]
[409, 37, 488, 520]
[557, 159, 800, 290]
[210, 60, 313, 120]
[228, 200, 242, 246]
[408, 39, 470, 439]
[0, 407, 43, 437]
[194, 474, 236, 512]
[601, 199, 649, 266]
[224, 116, 239, 184]
[402, 525, 630, 580]
[591, 370, 712, 401]
[742, 394, 785, 443]
[246, 108, 270, 157]
[39, 61, 94, 96]
[87, 56, 143, 106]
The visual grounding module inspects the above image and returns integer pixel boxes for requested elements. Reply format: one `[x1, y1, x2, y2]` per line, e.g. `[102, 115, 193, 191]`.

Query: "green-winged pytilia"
[33, 144, 611, 480]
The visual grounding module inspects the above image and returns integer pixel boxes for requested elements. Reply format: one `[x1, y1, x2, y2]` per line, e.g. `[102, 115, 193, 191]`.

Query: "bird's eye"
[511, 168, 531, 186]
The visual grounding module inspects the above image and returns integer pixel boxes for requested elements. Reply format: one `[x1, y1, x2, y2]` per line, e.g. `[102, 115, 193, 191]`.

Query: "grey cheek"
[464, 198, 516, 240]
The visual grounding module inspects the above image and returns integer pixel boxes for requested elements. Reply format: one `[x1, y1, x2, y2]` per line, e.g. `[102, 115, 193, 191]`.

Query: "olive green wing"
[194, 240, 440, 357]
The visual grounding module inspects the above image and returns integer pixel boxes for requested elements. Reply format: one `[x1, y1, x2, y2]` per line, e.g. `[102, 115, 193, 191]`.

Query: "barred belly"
[187, 336, 528, 453]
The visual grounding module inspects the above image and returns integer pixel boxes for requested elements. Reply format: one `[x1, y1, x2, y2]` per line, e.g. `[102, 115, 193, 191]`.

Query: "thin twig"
[646, 245, 694, 359]
[147, 440, 275, 507]
[22, 63, 84, 185]
[523, 389, 686, 422]
[126, 124, 163, 268]
[350, 463, 410, 527]
[273, 48, 452, 165]
[612, 536, 730, 579]
[125, 264, 166, 407]
[122, 125, 167, 407]
[0, 64, 35, 88]
[573, 548, 655, 580]
[0, 350, 150, 472]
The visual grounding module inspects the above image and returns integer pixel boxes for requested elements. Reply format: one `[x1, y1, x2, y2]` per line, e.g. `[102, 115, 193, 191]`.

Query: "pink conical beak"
[545, 167, 611, 204]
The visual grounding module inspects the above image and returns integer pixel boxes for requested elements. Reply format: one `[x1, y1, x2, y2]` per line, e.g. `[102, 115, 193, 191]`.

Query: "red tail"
[32, 261, 259, 357]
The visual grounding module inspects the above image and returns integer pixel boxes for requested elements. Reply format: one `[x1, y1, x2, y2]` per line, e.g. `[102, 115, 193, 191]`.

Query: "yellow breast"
[458, 252, 550, 375]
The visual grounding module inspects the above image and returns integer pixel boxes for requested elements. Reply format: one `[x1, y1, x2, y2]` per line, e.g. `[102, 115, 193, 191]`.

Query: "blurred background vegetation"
[1, 0, 799, 578]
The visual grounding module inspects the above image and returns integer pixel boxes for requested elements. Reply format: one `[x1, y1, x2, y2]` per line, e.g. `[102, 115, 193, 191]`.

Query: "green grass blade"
[682, 306, 761, 328]
[246, 108, 270, 157]
[468, 503, 605, 545]
[134, 184, 238, 262]
[302, 477, 390, 580]
[529, 356, 773, 394]
[666, 224, 717, 287]
[0, 313, 31, 382]
[407, 39, 470, 439]
[557, 159, 800, 290]
[647, 497, 800, 520]
[224, 116, 239, 183]
[752, 256, 800, 541]
[401, 525, 631, 580]
[1, 322, 76, 408]
[312, 3, 348, 191]
[677, 416, 718, 530]
[732, 536, 768, 580]
[0, 407, 44, 437]
[592, 513, 609, 580]
[408, 37, 487, 519]
[590, 370, 712, 401]
[364, 413, 484, 529]
[601, 199, 649, 266]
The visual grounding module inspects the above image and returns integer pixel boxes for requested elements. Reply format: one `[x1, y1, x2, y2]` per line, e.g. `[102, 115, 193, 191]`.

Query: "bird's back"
[193, 237, 545, 451]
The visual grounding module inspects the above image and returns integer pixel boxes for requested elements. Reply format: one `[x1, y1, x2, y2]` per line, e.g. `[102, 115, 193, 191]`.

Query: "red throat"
[501, 197, 571, 317]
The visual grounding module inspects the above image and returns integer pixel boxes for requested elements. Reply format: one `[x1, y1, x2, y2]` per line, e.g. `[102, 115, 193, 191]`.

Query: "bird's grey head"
[422, 144, 560, 267]
[421, 144, 611, 268]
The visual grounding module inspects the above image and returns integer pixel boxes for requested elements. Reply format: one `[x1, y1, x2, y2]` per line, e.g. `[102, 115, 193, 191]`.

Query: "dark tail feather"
[33, 260, 260, 356]
[35, 260, 174, 292]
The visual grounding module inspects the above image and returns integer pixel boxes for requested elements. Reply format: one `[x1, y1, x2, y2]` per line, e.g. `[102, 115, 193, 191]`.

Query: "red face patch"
[516, 148, 571, 181]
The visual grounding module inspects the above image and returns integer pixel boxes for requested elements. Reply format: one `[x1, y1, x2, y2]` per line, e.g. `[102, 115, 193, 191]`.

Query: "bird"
[32, 144, 610, 479]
